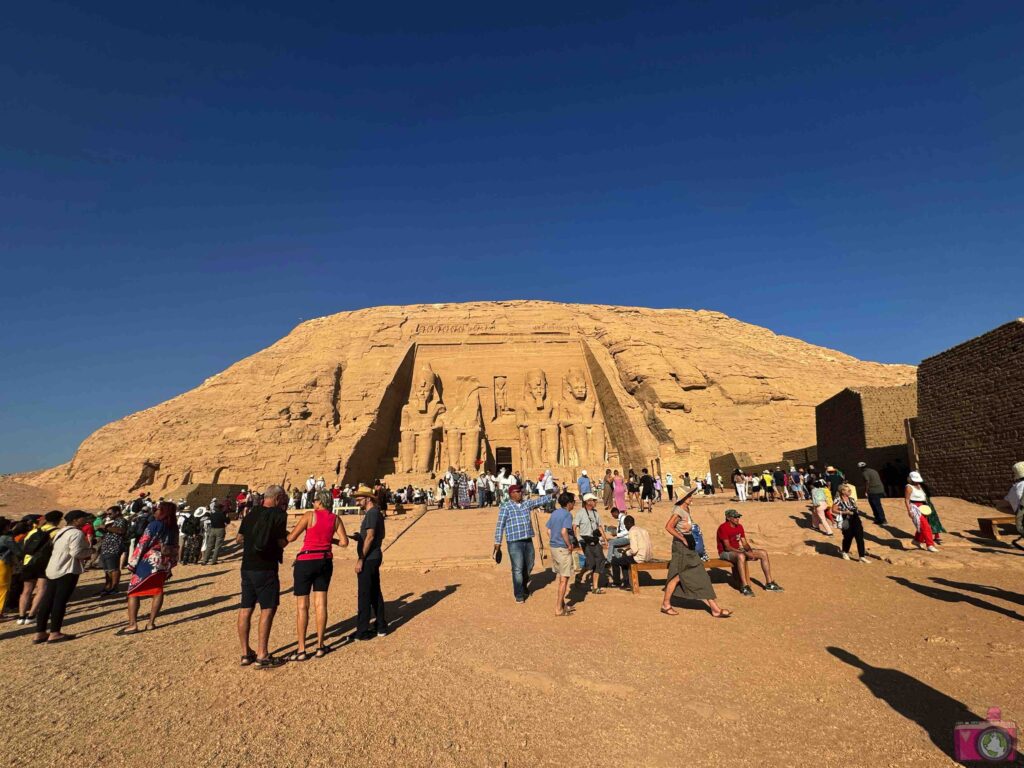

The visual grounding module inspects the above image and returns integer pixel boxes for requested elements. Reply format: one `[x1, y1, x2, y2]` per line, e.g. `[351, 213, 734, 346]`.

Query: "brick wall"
[917, 319, 1024, 504]
[816, 385, 915, 488]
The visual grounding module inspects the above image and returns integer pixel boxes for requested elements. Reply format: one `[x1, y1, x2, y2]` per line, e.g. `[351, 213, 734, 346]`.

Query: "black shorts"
[641, 489, 655, 500]
[240, 570, 280, 610]
[293, 558, 334, 596]
[22, 562, 46, 580]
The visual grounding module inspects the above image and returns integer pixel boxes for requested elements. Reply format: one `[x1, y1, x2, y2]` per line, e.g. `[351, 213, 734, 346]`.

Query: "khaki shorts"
[550, 547, 574, 578]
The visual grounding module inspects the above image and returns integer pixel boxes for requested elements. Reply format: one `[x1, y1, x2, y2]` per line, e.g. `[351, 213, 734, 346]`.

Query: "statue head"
[525, 369, 547, 409]
[565, 368, 588, 401]
[412, 363, 438, 413]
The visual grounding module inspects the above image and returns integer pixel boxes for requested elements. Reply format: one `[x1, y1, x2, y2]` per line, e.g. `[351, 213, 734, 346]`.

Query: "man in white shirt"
[608, 515, 653, 589]
[665, 472, 674, 501]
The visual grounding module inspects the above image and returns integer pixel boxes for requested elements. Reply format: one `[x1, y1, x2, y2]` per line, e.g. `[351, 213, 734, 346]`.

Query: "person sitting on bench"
[716, 509, 784, 597]
[608, 515, 652, 589]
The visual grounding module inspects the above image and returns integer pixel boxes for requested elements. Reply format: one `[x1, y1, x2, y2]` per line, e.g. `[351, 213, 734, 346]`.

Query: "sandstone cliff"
[22, 301, 915, 505]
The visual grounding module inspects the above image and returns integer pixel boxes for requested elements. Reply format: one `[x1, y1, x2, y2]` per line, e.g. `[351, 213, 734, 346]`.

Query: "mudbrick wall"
[917, 319, 1024, 505]
[816, 384, 916, 489]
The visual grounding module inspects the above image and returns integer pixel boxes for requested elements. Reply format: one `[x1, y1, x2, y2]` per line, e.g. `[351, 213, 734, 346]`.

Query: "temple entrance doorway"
[495, 447, 513, 476]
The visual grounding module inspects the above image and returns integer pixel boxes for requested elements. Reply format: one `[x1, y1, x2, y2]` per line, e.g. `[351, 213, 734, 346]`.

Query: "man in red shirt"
[716, 509, 783, 597]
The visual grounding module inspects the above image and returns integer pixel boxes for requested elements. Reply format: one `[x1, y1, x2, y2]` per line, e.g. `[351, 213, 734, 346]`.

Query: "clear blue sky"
[2, 1, 1022, 473]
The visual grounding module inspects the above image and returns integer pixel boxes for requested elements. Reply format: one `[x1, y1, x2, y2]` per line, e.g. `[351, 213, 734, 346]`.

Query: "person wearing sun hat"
[351, 485, 388, 640]
[905, 471, 939, 551]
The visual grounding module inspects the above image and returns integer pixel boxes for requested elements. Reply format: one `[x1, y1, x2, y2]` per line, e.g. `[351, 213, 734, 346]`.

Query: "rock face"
[24, 301, 915, 505]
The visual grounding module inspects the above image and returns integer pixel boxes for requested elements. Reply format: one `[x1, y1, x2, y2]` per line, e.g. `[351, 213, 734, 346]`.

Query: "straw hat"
[1013, 461, 1024, 482]
[351, 485, 376, 499]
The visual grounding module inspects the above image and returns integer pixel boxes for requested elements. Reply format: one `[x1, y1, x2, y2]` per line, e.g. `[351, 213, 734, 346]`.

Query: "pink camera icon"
[954, 707, 1017, 762]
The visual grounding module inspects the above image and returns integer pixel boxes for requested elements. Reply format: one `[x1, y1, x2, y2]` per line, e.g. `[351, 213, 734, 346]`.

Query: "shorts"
[22, 562, 46, 580]
[719, 549, 762, 562]
[641, 489, 655, 500]
[550, 547, 574, 578]
[240, 570, 281, 610]
[100, 553, 121, 572]
[582, 541, 606, 571]
[293, 558, 334, 596]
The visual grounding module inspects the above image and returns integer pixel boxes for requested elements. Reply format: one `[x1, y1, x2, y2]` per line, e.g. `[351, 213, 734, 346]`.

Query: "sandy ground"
[2, 493, 1022, 767]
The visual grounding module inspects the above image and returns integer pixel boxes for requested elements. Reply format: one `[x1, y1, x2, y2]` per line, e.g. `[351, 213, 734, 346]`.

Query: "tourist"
[0, 518, 18, 620]
[608, 515, 653, 589]
[492, 483, 552, 603]
[654, 475, 663, 502]
[809, 480, 834, 536]
[789, 466, 806, 502]
[858, 461, 888, 524]
[716, 509, 784, 595]
[351, 485, 388, 640]
[17, 510, 61, 625]
[545, 492, 576, 616]
[833, 484, 871, 563]
[626, 469, 640, 508]
[638, 468, 656, 513]
[716, 473, 725, 493]
[32, 510, 92, 644]
[285, 490, 349, 659]
[601, 469, 614, 509]
[606, 506, 629, 561]
[1006, 461, 1024, 537]
[661, 496, 732, 618]
[122, 501, 180, 634]
[576, 469, 592, 497]
[99, 506, 128, 596]
[237, 486, 289, 667]
[760, 469, 773, 501]
[664, 471, 674, 501]
[573, 492, 608, 594]
[612, 469, 628, 511]
[904, 471, 938, 552]
[825, 466, 845, 497]
[732, 468, 747, 502]
[201, 502, 229, 565]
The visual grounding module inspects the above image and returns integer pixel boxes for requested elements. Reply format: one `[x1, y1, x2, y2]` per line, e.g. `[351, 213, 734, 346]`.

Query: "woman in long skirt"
[121, 501, 179, 634]
[661, 496, 731, 618]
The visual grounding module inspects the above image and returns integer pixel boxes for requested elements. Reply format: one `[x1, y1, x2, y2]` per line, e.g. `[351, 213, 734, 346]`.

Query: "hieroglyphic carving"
[517, 369, 559, 468]
[493, 376, 513, 418]
[398, 363, 446, 473]
[559, 367, 607, 467]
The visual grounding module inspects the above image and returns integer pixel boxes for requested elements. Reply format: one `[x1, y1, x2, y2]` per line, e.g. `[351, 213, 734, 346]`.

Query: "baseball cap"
[508, 484, 522, 494]
[582, 492, 598, 502]
[725, 509, 742, 519]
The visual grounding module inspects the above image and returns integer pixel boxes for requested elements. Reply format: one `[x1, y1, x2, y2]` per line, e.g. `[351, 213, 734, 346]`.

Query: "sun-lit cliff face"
[23, 301, 914, 505]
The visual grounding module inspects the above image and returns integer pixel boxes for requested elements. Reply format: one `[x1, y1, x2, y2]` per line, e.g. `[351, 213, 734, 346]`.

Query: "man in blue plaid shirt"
[493, 484, 552, 602]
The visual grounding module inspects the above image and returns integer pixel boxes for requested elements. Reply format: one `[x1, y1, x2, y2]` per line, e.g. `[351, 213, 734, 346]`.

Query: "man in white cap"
[858, 461, 888, 525]
[577, 469, 592, 497]
[573, 492, 609, 593]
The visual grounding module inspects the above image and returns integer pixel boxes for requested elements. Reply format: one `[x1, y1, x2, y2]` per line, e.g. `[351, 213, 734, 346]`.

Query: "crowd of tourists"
[3, 457, 1021, 660]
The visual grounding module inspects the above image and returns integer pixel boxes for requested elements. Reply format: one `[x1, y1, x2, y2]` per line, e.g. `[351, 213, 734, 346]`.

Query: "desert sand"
[2, 491, 1021, 767]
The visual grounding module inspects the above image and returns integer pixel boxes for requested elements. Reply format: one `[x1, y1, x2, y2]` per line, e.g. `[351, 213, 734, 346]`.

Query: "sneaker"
[377, 629, 388, 638]
[739, 586, 755, 597]
[841, 552, 850, 561]
[926, 545, 939, 553]
[859, 557, 871, 564]
[764, 582, 784, 592]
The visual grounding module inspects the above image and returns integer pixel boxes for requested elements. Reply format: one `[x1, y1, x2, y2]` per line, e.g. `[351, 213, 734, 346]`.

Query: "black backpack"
[132, 514, 151, 540]
[23, 528, 55, 570]
[181, 516, 200, 536]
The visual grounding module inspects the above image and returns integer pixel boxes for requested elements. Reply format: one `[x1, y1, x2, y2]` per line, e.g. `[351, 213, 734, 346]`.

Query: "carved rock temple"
[21, 301, 915, 504]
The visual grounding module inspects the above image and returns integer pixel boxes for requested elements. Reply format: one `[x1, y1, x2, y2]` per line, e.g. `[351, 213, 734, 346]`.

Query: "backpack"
[132, 515, 151, 540]
[23, 527, 55, 570]
[181, 516, 200, 536]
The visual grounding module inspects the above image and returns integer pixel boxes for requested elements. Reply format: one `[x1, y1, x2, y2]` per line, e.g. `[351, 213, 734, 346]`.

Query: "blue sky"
[2, 1, 1022, 473]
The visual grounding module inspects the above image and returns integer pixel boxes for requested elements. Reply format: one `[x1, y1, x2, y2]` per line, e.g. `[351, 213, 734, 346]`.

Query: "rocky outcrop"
[21, 301, 915, 505]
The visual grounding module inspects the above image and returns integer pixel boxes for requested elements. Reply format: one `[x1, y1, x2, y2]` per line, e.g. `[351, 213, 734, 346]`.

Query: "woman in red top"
[285, 490, 349, 659]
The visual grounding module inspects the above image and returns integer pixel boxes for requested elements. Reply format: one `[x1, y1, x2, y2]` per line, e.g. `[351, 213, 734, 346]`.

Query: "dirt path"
[3, 495, 1021, 767]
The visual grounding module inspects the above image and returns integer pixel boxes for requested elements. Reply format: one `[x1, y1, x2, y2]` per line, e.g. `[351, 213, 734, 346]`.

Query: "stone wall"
[917, 319, 1024, 504]
[816, 384, 915, 488]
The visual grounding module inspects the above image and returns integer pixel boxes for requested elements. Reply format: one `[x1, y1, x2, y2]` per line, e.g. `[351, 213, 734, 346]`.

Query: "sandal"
[115, 627, 139, 636]
[711, 609, 733, 619]
[254, 655, 284, 669]
[592, 588, 605, 594]
[660, 606, 679, 616]
[285, 650, 309, 662]
[239, 651, 257, 667]
[314, 646, 331, 658]
[46, 633, 76, 643]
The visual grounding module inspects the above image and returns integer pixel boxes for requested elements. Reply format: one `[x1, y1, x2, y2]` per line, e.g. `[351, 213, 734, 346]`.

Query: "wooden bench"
[978, 515, 1018, 541]
[629, 558, 738, 595]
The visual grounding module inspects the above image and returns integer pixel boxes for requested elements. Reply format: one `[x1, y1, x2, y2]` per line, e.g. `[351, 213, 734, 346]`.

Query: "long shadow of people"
[826, 646, 977, 759]
[317, 584, 461, 647]
[930, 578, 1024, 607]
[888, 577, 1024, 622]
